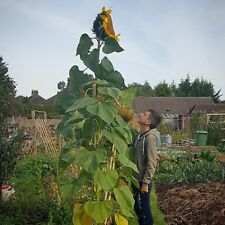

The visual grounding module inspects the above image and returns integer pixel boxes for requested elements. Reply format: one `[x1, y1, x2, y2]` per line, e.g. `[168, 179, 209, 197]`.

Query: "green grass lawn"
[151, 185, 167, 225]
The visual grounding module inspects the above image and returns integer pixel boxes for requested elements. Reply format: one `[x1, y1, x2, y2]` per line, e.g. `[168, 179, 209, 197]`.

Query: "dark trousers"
[132, 182, 153, 225]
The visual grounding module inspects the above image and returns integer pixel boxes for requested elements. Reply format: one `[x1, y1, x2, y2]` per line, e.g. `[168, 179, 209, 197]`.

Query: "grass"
[151, 185, 167, 225]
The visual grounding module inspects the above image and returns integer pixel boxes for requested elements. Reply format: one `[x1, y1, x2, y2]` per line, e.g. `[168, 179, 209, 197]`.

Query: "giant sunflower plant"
[57, 7, 138, 225]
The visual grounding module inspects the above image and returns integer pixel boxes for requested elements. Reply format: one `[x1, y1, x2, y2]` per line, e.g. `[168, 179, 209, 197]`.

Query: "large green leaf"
[98, 62, 126, 89]
[66, 96, 97, 113]
[114, 186, 134, 218]
[69, 65, 93, 92]
[81, 48, 99, 74]
[98, 86, 121, 100]
[84, 200, 112, 223]
[117, 153, 138, 173]
[101, 57, 114, 72]
[58, 142, 76, 169]
[94, 169, 118, 191]
[64, 111, 84, 127]
[87, 102, 116, 124]
[82, 118, 98, 141]
[57, 114, 75, 139]
[106, 70, 126, 89]
[103, 129, 128, 154]
[115, 115, 132, 143]
[76, 33, 93, 56]
[61, 175, 89, 199]
[102, 37, 124, 54]
[75, 148, 107, 173]
[57, 91, 77, 110]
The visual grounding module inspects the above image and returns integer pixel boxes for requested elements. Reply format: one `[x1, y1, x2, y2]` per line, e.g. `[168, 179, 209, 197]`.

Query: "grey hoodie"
[134, 128, 158, 184]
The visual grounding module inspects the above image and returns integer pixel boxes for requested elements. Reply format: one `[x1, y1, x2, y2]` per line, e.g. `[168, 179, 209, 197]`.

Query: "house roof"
[133, 97, 215, 115]
[193, 103, 225, 113]
[46, 94, 58, 105]
[29, 94, 46, 104]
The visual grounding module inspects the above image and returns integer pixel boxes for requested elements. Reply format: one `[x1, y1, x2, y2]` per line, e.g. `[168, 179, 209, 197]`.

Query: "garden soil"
[156, 182, 225, 225]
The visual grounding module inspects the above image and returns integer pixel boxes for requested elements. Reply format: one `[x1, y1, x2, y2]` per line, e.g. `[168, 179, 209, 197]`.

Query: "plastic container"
[162, 134, 172, 145]
[156, 131, 162, 147]
[195, 130, 208, 146]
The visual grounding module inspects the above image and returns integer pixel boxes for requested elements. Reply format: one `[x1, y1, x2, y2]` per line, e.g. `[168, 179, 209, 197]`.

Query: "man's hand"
[140, 183, 148, 193]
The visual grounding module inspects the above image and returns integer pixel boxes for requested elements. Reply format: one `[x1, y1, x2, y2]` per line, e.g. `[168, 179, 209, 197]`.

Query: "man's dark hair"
[148, 109, 161, 129]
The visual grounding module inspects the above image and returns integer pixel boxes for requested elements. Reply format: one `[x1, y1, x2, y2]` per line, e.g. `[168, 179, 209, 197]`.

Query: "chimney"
[31, 90, 38, 96]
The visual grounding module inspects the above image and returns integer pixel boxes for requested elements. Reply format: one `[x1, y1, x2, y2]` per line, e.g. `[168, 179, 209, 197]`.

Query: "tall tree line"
[128, 75, 222, 103]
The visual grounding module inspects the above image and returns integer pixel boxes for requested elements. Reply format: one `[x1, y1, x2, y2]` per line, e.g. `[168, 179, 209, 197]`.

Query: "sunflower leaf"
[76, 33, 93, 56]
[103, 37, 124, 54]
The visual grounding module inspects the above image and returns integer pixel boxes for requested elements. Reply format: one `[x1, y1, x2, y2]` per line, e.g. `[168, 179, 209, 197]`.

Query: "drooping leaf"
[73, 203, 92, 225]
[76, 33, 93, 57]
[115, 213, 128, 225]
[75, 148, 107, 173]
[114, 186, 135, 218]
[117, 153, 138, 173]
[84, 200, 112, 223]
[115, 115, 132, 143]
[101, 57, 114, 72]
[69, 65, 93, 93]
[94, 169, 118, 191]
[102, 37, 124, 54]
[64, 111, 84, 127]
[98, 63, 126, 90]
[81, 48, 99, 74]
[66, 96, 97, 113]
[82, 118, 94, 141]
[114, 126, 132, 145]
[98, 86, 121, 100]
[87, 102, 116, 124]
[103, 129, 128, 154]
[106, 70, 126, 89]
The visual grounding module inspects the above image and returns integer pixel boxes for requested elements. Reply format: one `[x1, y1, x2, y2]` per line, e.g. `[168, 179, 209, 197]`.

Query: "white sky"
[0, 0, 225, 99]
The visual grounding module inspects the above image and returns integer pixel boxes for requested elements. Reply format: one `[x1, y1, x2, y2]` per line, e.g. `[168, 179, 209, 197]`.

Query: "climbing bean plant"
[57, 7, 138, 225]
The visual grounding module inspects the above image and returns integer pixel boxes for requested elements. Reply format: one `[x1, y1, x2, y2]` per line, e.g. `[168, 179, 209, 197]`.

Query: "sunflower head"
[92, 6, 120, 41]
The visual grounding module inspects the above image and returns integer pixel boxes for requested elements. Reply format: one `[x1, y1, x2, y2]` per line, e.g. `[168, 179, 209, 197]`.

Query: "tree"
[0, 57, 21, 200]
[128, 81, 154, 96]
[212, 89, 222, 103]
[0, 57, 16, 126]
[57, 81, 66, 91]
[154, 81, 173, 96]
[170, 80, 177, 97]
[177, 74, 191, 97]
[190, 78, 214, 97]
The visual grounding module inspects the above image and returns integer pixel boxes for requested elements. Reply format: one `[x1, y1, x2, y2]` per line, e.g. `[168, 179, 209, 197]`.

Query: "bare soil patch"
[156, 182, 225, 225]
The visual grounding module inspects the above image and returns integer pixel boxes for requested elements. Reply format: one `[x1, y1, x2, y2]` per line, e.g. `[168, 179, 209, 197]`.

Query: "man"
[133, 109, 161, 225]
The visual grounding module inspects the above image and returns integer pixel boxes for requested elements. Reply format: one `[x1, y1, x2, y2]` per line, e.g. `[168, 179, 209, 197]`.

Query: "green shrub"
[207, 121, 225, 146]
[155, 151, 225, 184]
[1, 154, 72, 225]
[0, 198, 71, 225]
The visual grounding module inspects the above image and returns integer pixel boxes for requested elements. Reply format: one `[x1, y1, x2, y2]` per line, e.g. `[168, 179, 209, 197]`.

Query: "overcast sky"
[0, 0, 225, 99]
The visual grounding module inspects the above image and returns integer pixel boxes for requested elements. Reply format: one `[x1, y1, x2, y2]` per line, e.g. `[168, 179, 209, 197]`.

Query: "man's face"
[137, 111, 151, 126]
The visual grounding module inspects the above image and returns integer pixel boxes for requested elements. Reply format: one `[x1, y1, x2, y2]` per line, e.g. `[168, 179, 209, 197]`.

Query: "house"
[29, 90, 59, 105]
[133, 97, 225, 130]
[29, 90, 46, 104]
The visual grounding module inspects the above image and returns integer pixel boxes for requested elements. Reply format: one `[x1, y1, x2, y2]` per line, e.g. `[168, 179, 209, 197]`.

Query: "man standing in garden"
[133, 109, 161, 225]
